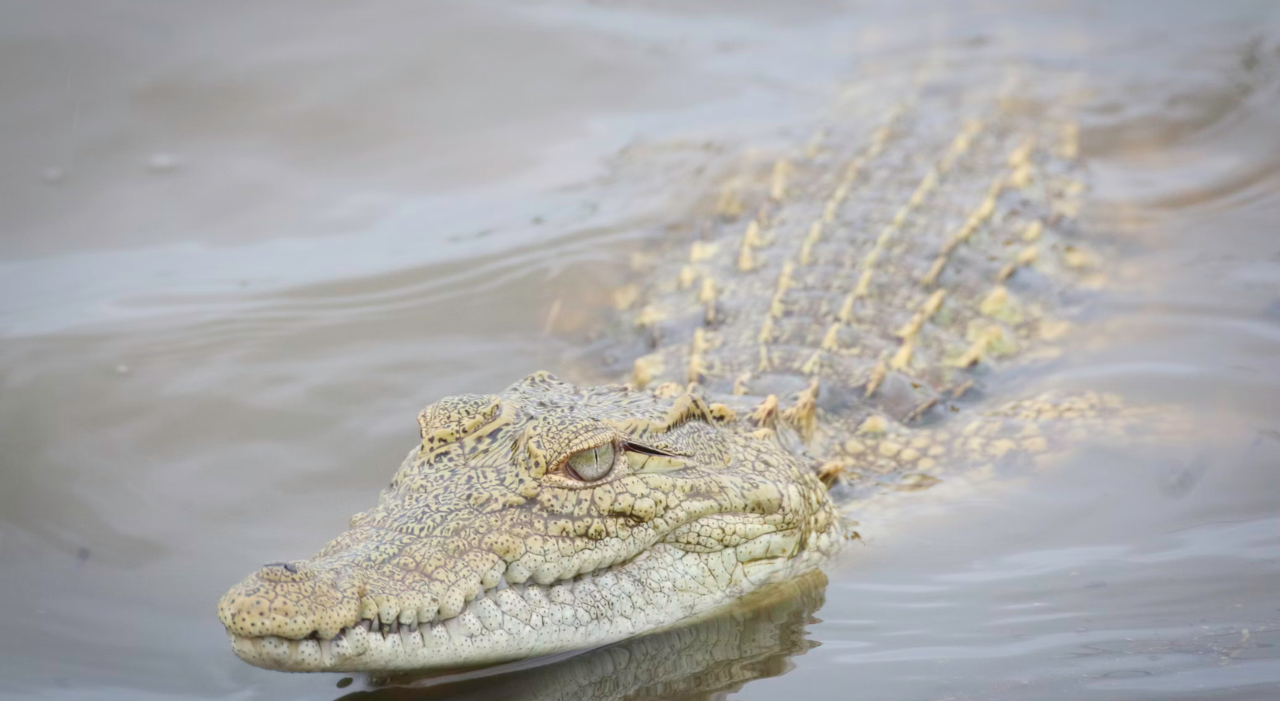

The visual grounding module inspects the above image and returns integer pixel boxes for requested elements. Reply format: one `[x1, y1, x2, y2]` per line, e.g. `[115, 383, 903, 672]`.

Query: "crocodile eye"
[564, 443, 616, 482]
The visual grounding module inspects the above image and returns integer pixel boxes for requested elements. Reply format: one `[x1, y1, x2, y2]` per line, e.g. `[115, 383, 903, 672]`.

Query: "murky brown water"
[3, 1, 1280, 699]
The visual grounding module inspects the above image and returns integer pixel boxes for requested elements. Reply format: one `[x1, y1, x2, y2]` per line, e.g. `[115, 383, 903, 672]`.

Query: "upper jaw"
[221, 539, 658, 672]
[223, 523, 839, 673]
[225, 547, 653, 672]
[218, 476, 731, 647]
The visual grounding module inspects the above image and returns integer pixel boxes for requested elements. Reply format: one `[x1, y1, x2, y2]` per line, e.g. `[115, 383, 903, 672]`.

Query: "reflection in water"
[339, 572, 826, 701]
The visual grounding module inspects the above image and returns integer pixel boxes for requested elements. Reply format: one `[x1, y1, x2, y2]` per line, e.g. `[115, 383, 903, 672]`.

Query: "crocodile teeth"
[346, 623, 369, 654]
[376, 598, 399, 631]
[332, 630, 359, 657]
[398, 627, 415, 649]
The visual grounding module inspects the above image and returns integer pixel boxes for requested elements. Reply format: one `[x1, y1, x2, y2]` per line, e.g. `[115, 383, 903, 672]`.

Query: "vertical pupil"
[593, 443, 615, 475]
[568, 443, 614, 481]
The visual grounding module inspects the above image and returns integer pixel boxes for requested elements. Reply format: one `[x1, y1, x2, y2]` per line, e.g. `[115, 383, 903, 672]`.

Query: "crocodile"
[219, 61, 1151, 673]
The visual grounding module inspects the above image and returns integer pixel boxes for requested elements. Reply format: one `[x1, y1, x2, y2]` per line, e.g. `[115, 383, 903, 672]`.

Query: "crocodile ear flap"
[622, 441, 691, 474]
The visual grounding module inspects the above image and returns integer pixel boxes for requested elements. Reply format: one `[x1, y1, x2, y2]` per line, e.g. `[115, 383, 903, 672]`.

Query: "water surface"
[2, 1, 1279, 699]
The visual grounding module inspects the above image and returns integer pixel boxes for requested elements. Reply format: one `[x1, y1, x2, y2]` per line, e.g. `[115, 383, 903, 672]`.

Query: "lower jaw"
[228, 618, 523, 672]
[229, 535, 835, 672]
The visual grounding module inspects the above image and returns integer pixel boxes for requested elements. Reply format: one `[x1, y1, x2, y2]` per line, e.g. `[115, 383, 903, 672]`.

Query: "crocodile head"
[217, 372, 844, 672]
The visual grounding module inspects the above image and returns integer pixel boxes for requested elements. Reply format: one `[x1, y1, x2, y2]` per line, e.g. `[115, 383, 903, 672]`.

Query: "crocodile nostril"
[263, 561, 299, 574]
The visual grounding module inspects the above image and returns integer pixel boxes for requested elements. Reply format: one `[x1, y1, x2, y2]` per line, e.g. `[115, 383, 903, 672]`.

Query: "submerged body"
[219, 62, 1125, 672]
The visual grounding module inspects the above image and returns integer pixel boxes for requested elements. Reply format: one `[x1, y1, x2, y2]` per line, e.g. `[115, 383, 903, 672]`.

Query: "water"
[2, 1, 1279, 699]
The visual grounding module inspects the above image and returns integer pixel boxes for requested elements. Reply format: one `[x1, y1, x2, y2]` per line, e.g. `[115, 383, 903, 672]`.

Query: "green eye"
[565, 443, 616, 482]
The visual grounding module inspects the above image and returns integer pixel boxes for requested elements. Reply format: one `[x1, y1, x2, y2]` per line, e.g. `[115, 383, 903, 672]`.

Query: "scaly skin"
[219, 374, 843, 671]
[361, 570, 828, 701]
[219, 62, 1147, 673]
